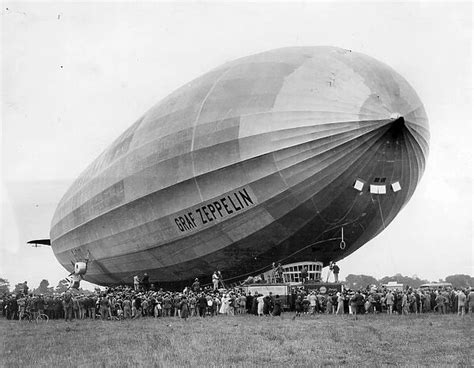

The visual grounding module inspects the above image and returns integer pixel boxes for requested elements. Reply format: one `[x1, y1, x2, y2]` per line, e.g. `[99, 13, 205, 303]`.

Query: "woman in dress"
[257, 294, 264, 316]
[219, 294, 229, 315]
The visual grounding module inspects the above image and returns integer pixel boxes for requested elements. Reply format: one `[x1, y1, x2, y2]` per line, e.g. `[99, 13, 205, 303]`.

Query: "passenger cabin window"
[391, 181, 401, 192]
[353, 179, 365, 191]
[370, 184, 386, 194]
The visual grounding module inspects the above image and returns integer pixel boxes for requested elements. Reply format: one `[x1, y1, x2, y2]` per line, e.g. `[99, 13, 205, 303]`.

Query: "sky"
[1, 1, 472, 291]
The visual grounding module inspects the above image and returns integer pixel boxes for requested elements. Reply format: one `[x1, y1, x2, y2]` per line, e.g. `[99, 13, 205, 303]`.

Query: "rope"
[314, 192, 360, 227]
[219, 221, 353, 285]
[96, 217, 360, 288]
[377, 196, 386, 229]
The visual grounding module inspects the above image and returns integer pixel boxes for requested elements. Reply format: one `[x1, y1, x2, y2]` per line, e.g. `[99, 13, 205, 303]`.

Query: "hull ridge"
[50, 46, 429, 287]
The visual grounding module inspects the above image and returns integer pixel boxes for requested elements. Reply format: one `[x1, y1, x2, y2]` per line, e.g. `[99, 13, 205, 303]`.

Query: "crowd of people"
[1, 276, 473, 322]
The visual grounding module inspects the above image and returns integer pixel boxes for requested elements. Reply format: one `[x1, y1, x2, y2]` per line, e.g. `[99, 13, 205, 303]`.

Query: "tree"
[445, 274, 474, 289]
[55, 279, 69, 293]
[12, 283, 25, 295]
[379, 274, 429, 289]
[35, 279, 53, 295]
[0, 278, 10, 295]
[344, 274, 378, 290]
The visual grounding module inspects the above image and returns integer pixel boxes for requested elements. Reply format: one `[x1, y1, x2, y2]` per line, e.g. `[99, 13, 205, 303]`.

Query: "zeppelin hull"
[50, 47, 429, 287]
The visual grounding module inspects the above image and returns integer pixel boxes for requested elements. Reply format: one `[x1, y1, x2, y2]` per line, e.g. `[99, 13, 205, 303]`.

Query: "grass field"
[1, 313, 472, 367]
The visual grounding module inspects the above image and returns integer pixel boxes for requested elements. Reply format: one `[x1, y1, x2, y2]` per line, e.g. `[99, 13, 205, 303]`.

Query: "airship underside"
[50, 47, 429, 288]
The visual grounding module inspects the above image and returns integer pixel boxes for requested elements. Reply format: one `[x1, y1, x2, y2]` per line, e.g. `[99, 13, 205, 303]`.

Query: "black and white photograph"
[1, 1, 472, 367]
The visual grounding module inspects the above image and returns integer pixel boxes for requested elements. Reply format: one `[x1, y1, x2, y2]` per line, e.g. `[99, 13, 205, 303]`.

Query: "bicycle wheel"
[36, 313, 49, 323]
[21, 312, 32, 322]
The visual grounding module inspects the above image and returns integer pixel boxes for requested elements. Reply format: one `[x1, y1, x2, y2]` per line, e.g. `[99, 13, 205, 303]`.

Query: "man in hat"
[276, 263, 284, 283]
[142, 273, 150, 292]
[133, 275, 140, 291]
[331, 262, 340, 283]
[212, 272, 219, 291]
[192, 278, 200, 293]
[457, 290, 466, 316]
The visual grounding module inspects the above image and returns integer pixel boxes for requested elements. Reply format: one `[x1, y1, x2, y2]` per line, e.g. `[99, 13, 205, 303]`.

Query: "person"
[213, 295, 221, 316]
[242, 276, 254, 285]
[228, 294, 235, 315]
[251, 292, 258, 315]
[30, 295, 38, 320]
[154, 298, 162, 318]
[88, 295, 97, 319]
[326, 293, 334, 314]
[295, 295, 302, 317]
[219, 294, 229, 315]
[133, 275, 140, 291]
[257, 294, 264, 316]
[457, 290, 466, 316]
[23, 281, 29, 296]
[99, 294, 110, 320]
[336, 292, 345, 315]
[192, 278, 200, 293]
[63, 292, 74, 322]
[198, 293, 207, 317]
[468, 288, 474, 314]
[239, 293, 246, 314]
[301, 267, 308, 283]
[132, 295, 142, 319]
[17, 295, 27, 320]
[246, 292, 254, 314]
[272, 295, 282, 316]
[179, 296, 190, 320]
[332, 262, 340, 283]
[435, 292, 445, 314]
[308, 292, 317, 314]
[173, 294, 181, 317]
[385, 291, 394, 314]
[54, 297, 63, 319]
[217, 271, 224, 288]
[402, 292, 409, 315]
[212, 272, 219, 290]
[142, 298, 149, 317]
[163, 294, 172, 317]
[37, 295, 45, 317]
[207, 295, 214, 316]
[349, 292, 359, 316]
[142, 273, 150, 291]
[276, 263, 284, 283]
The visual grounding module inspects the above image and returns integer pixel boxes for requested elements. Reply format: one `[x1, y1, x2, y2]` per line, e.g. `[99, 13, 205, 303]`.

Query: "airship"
[46, 46, 429, 288]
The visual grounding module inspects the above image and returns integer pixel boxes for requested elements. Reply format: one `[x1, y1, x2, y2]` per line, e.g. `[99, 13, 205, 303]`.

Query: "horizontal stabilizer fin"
[27, 239, 51, 247]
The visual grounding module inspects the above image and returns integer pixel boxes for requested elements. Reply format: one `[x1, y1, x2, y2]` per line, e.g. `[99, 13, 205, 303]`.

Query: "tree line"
[0, 278, 91, 295]
[343, 273, 473, 290]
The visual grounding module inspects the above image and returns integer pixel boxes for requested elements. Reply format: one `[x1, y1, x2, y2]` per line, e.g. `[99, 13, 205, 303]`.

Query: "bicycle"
[20, 311, 49, 323]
